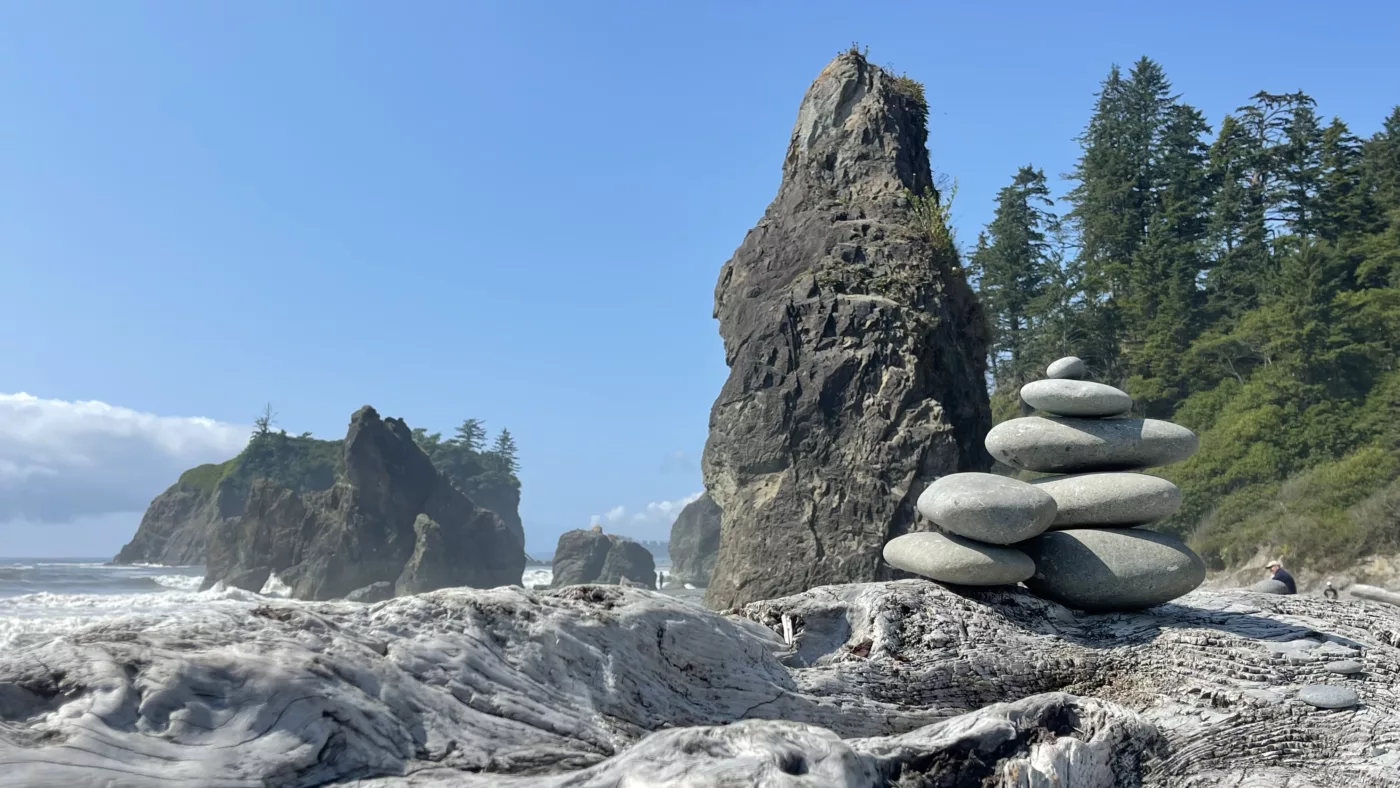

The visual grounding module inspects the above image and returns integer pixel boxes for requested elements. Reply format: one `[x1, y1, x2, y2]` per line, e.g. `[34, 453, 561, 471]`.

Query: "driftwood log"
[1350, 583, 1400, 607]
[0, 581, 1397, 786]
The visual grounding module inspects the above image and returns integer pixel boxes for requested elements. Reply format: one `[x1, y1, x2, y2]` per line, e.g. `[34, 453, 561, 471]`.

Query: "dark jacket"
[1273, 567, 1297, 594]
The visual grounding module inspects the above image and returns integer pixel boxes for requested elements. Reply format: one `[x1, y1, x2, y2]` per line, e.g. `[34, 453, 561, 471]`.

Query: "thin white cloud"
[590, 491, 703, 535]
[631, 491, 703, 523]
[0, 393, 251, 524]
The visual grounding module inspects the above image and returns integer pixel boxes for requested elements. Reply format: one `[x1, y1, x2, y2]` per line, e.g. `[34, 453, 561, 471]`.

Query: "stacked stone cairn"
[883, 355, 1207, 612]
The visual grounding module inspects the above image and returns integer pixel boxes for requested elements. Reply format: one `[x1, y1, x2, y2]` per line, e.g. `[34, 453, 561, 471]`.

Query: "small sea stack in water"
[884, 355, 1206, 611]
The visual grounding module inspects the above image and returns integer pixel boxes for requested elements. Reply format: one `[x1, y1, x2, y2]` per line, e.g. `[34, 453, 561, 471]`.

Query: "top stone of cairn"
[1020, 379, 1133, 418]
[1046, 356, 1087, 380]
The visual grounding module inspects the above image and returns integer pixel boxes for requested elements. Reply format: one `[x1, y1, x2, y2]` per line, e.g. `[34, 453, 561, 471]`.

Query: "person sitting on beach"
[1265, 560, 1297, 594]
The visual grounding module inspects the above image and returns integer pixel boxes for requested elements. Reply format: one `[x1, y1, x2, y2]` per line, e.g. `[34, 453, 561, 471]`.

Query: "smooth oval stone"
[1047, 356, 1086, 380]
[917, 473, 1057, 544]
[882, 532, 1035, 586]
[1018, 528, 1206, 612]
[1031, 472, 1181, 527]
[1296, 685, 1359, 709]
[986, 417, 1199, 473]
[1020, 379, 1133, 418]
[1326, 659, 1364, 675]
[1250, 579, 1291, 595]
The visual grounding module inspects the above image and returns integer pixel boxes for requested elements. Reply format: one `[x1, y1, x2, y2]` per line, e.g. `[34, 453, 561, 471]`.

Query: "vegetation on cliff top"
[174, 407, 521, 508]
[971, 56, 1400, 572]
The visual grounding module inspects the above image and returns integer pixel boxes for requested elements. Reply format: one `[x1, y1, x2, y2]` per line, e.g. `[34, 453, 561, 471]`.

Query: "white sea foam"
[151, 574, 203, 591]
[0, 586, 268, 650]
[523, 568, 553, 587]
[259, 573, 293, 598]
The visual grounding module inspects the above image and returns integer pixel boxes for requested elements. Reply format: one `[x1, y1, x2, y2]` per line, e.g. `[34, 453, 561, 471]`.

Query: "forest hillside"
[970, 57, 1400, 573]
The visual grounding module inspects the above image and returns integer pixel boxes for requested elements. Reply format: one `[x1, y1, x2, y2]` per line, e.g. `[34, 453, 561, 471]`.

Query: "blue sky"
[2, 1, 1397, 557]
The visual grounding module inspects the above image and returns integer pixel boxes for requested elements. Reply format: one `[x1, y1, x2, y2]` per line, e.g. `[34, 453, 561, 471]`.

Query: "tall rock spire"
[702, 50, 992, 609]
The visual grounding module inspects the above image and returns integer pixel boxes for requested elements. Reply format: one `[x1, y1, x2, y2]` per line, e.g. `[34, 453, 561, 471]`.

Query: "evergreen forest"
[968, 57, 1400, 572]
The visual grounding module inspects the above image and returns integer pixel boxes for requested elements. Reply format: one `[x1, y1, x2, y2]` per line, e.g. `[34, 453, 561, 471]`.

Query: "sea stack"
[884, 356, 1206, 611]
[702, 49, 992, 609]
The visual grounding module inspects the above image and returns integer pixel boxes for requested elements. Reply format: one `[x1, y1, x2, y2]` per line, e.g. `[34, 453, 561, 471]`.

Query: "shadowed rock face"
[551, 529, 657, 588]
[667, 493, 722, 587]
[202, 406, 525, 600]
[702, 51, 991, 609]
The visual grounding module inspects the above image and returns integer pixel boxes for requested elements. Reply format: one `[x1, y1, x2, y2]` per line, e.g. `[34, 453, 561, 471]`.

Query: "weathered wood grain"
[0, 581, 1396, 786]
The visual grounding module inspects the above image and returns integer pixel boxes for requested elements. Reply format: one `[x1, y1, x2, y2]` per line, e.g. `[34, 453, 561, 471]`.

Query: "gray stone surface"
[882, 532, 1034, 586]
[985, 416, 1199, 473]
[701, 51, 993, 610]
[916, 472, 1056, 544]
[1018, 528, 1206, 611]
[1326, 660, 1365, 675]
[1046, 356, 1087, 380]
[1031, 472, 1181, 527]
[1297, 685, 1360, 709]
[1019, 379, 1133, 418]
[552, 529, 657, 588]
[1250, 579, 1292, 595]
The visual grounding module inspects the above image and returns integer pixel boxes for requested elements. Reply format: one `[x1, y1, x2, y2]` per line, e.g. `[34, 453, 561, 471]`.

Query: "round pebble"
[882, 532, 1035, 586]
[985, 416, 1200, 473]
[1296, 685, 1359, 709]
[1047, 356, 1087, 380]
[1249, 579, 1291, 595]
[1326, 659, 1364, 675]
[1017, 528, 1206, 612]
[1032, 472, 1181, 527]
[1020, 379, 1133, 418]
[917, 472, 1057, 544]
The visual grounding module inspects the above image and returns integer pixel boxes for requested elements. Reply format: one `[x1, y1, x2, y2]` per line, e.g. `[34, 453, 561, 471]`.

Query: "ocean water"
[0, 559, 677, 651]
[0, 559, 241, 650]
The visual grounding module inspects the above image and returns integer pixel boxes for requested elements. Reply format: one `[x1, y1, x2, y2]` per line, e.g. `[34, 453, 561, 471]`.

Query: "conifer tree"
[452, 419, 487, 453]
[490, 428, 520, 474]
[971, 166, 1058, 388]
[1205, 113, 1271, 321]
[1363, 107, 1400, 212]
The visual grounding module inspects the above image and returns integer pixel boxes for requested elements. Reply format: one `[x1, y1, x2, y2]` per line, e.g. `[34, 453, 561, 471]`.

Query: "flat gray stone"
[1250, 579, 1292, 595]
[917, 472, 1057, 544]
[882, 532, 1035, 586]
[1020, 379, 1133, 418]
[1326, 659, 1364, 675]
[1031, 472, 1181, 527]
[1047, 356, 1086, 380]
[985, 417, 1200, 473]
[1018, 528, 1206, 612]
[1296, 684, 1359, 709]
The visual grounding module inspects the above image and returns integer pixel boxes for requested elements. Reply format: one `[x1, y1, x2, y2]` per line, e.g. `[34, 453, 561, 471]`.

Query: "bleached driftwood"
[1350, 583, 1400, 607]
[0, 581, 1397, 787]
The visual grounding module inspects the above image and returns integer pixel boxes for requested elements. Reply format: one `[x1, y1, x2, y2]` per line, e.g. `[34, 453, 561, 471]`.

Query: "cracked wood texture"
[0, 581, 1397, 786]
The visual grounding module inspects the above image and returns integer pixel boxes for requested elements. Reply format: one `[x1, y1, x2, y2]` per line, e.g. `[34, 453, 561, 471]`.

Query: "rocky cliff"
[702, 51, 992, 609]
[202, 406, 525, 599]
[113, 434, 341, 566]
[667, 492, 721, 587]
[115, 426, 523, 567]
